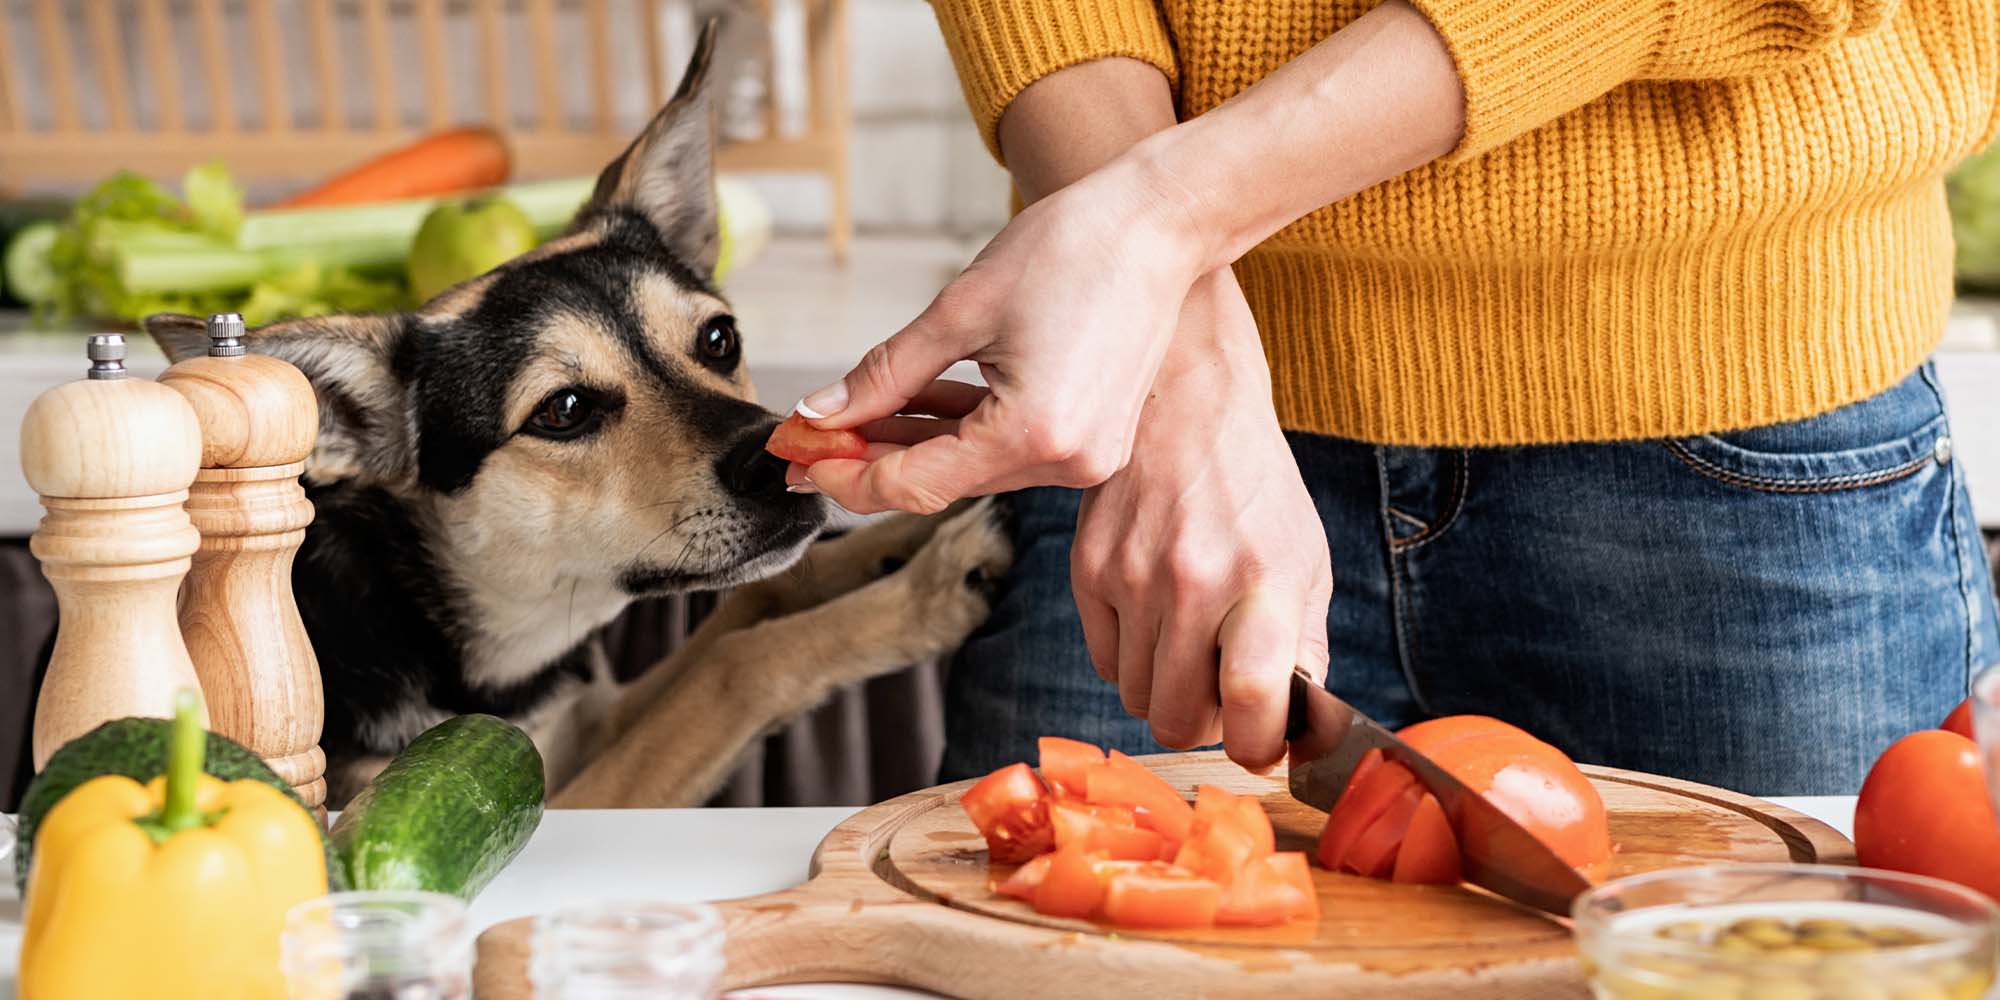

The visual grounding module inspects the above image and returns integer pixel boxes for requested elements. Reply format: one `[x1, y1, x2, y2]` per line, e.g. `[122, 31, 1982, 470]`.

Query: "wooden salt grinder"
[22, 334, 207, 769]
[159, 313, 327, 813]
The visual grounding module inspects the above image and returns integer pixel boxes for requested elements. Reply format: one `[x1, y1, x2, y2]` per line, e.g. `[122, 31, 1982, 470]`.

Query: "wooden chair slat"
[477, 0, 509, 128]
[249, 0, 291, 133]
[305, 0, 341, 130]
[360, 0, 399, 130]
[586, 0, 614, 131]
[82, 1, 132, 131]
[0, 2, 28, 133]
[193, 0, 236, 131]
[639, 0, 664, 109]
[527, 0, 563, 129]
[417, 0, 452, 128]
[31, 0, 82, 132]
[139, 0, 184, 131]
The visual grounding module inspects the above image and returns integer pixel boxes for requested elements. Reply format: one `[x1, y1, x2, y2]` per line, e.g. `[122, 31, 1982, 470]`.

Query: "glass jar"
[528, 901, 726, 1000]
[1975, 662, 2000, 819]
[282, 890, 471, 1000]
[0, 812, 15, 867]
[1573, 863, 2000, 1000]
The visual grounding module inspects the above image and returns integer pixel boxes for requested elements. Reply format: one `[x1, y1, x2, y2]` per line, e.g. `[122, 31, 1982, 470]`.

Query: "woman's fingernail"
[797, 382, 848, 420]
[786, 482, 820, 495]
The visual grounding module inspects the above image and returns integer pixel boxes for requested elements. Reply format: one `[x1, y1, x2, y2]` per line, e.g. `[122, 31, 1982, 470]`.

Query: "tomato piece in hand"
[1390, 793, 1462, 885]
[1088, 751, 1195, 843]
[996, 853, 1053, 901]
[765, 413, 867, 465]
[1856, 729, 2000, 901]
[1033, 844, 1110, 918]
[1102, 869, 1223, 929]
[1943, 699, 1976, 740]
[1038, 737, 1106, 798]
[962, 762, 1054, 863]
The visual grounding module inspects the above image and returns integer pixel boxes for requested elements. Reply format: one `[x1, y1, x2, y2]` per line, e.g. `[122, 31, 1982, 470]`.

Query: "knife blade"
[1284, 667, 1593, 916]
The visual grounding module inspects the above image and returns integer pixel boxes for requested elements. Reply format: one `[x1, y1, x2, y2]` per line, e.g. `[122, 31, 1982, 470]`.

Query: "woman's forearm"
[1121, 0, 1466, 271]
[997, 56, 1180, 205]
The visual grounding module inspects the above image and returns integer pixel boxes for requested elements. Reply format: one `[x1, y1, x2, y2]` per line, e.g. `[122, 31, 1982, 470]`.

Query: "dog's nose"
[718, 428, 793, 499]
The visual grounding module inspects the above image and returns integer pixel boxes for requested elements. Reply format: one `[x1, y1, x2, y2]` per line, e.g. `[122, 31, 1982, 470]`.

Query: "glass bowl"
[1573, 863, 2000, 1000]
[1976, 663, 2000, 820]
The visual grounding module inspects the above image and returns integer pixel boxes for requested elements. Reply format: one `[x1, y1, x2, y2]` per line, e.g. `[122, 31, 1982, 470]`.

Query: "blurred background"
[0, 0, 1995, 811]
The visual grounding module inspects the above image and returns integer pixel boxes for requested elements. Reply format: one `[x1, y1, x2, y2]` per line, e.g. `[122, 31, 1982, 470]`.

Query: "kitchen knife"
[1284, 667, 1594, 916]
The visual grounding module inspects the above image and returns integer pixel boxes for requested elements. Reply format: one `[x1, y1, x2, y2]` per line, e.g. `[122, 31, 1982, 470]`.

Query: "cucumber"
[329, 714, 545, 901]
[4, 221, 60, 306]
[16, 716, 344, 893]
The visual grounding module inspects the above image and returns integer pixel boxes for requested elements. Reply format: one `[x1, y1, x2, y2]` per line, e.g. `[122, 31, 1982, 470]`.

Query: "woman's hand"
[1072, 269, 1332, 771]
[785, 159, 1210, 514]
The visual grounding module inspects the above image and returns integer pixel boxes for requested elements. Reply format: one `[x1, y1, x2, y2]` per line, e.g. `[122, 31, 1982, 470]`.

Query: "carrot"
[277, 127, 512, 208]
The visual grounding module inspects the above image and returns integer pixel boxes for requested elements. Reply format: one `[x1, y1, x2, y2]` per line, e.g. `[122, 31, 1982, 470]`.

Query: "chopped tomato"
[1038, 736, 1106, 798]
[1314, 749, 1417, 871]
[1048, 800, 1167, 861]
[996, 853, 1053, 900]
[1856, 729, 2000, 901]
[1943, 699, 1976, 740]
[1173, 814, 1262, 886]
[765, 413, 867, 465]
[1034, 845, 1109, 918]
[1192, 785, 1275, 855]
[1390, 793, 1462, 885]
[1102, 869, 1222, 929]
[1088, 751, 1195, 843]
[1396, 716, 1612, 874]
[962, 762, 1053, 863]
[1217, 852, 1320, 926]
[1341, 780, 1426, 878]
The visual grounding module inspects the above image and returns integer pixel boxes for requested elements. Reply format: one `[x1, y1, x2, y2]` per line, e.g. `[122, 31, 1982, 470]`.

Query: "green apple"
[406, 196, 540, 302]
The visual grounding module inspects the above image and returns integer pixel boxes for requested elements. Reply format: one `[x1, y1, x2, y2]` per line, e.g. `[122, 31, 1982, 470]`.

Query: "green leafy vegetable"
[1951, 141, 2000, 291]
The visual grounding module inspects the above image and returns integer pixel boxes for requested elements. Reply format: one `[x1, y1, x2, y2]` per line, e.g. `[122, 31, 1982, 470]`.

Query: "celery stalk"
[235, 177, 595, 251]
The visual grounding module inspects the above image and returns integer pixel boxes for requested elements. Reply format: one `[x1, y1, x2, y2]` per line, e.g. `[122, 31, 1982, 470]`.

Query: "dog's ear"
[569, 18, 722, 274]
[143, 312, 417, 487]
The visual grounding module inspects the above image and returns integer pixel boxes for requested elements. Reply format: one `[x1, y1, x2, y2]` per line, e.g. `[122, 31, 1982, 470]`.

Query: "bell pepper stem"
[160, 688, 206, 833]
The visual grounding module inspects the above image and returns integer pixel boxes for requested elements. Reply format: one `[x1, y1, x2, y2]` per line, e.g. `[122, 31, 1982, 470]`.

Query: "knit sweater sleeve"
[927, 0, 1179, 164]
[1411, 0, 1897, 160]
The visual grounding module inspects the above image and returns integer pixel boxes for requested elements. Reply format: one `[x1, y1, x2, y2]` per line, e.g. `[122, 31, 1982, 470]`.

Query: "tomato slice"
[1399, 716, 1612, 874]
[1173, 820, 1261, 886]
[1217, 852, 1319, 926]
[1314, 751, 1417, 871]
[996, 853, 1053, 901]
[1341, 781, 1426, 878]
[765, 412, 868, 465]
[1390, 792, 1462, 885]
[1943, 699, 1976, 741]
[1088, 751, 1195, 843]
[1034, 844, 1109, 918]
[1102, 869, 1223, 929]
[1038, 737, 1106, 798]
[962, 762, 1054, 863]
[1192, 785, 1276, 855]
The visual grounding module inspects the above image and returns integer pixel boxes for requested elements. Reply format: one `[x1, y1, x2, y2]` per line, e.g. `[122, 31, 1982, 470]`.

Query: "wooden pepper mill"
[21, 334, 207, 769]
[159, 313, 327, 813]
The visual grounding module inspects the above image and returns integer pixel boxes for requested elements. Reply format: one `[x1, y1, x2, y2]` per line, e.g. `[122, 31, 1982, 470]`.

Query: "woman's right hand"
[785, 158, 1213, 514]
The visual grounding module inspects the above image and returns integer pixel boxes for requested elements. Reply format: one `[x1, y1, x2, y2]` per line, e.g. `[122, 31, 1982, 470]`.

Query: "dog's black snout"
[718, 427, 794, 499]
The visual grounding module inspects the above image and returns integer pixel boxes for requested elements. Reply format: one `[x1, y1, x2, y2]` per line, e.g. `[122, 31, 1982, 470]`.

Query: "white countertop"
[0, 797, 1859, 1000]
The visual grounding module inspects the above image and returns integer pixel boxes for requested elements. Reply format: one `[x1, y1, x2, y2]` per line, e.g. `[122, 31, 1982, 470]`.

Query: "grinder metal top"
[206, 313, 247, 357]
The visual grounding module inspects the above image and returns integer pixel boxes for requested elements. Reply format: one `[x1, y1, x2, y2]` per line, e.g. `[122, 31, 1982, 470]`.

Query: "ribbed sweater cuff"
[1407, 0, 1666, 162]
[928, 0, 1179, 163]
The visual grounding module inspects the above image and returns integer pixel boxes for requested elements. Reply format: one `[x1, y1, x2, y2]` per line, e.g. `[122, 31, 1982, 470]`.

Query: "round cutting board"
[474, 753, 1850, 1000]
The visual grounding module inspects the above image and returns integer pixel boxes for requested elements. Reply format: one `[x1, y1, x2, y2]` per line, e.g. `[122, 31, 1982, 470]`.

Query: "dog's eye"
[696, 315, 740, 369]
[524, 388, 604, 441]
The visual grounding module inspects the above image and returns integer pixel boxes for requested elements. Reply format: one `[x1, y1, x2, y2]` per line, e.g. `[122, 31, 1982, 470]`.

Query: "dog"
[144, 24, 1012, 809]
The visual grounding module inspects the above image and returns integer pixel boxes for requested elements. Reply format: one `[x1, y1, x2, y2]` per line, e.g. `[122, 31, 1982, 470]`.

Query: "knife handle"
[1284, 666, 1315, 743]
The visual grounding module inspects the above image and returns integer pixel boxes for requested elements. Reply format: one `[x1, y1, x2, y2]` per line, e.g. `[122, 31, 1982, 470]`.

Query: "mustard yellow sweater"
[929, 0, 2000, 445]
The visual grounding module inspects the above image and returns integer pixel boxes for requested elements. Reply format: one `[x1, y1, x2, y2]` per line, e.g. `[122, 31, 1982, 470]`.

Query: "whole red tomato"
[1855, 730, 2000, 901]
[1943, 699, 1975, 741]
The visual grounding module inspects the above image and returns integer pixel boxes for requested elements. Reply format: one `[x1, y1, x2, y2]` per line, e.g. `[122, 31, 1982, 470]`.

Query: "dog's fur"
[144, 25, 1011, 809]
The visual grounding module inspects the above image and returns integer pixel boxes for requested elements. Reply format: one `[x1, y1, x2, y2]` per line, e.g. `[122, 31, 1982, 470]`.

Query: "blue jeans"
[940, 361, 2000, 796]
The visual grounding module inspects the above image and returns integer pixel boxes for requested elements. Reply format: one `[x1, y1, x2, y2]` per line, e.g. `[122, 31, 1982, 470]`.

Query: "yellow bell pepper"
[19, 691, 327, 1000]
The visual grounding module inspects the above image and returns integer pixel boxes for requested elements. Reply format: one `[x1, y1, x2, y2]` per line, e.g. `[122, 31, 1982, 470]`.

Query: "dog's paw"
[900, 496, 1014, 637]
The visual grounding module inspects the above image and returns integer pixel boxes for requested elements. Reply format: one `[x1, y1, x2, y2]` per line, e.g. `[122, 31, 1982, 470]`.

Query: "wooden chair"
[0, 0, 850, 259]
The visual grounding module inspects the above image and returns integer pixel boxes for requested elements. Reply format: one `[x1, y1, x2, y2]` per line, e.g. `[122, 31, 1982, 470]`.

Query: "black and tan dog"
[145, 26, 1011, 809]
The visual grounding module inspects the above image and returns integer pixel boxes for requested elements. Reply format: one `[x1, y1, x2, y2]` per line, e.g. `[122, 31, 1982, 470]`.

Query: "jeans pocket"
[1661, 364, 1951, 494]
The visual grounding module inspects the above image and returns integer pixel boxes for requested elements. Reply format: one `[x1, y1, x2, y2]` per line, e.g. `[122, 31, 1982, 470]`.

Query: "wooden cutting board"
[474, 752, 1851, 1000]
